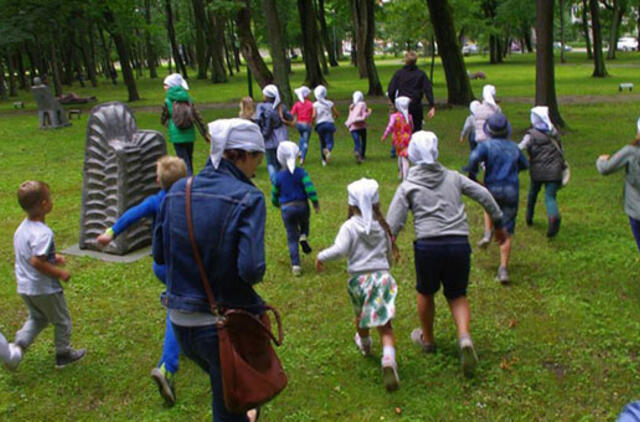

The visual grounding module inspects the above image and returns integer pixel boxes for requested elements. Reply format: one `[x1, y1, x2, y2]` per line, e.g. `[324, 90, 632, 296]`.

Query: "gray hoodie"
[317, 215, 392, 275]
[597, 145, 640, 219]
[387, 163, 504, 239]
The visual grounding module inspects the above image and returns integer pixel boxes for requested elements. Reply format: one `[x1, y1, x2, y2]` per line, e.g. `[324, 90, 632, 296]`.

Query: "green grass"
[0, 57, 639, 420]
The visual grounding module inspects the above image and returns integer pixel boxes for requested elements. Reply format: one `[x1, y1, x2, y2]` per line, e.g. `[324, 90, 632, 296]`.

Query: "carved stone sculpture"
[31, 77, 71, 129]
[79, 102, 167, 255]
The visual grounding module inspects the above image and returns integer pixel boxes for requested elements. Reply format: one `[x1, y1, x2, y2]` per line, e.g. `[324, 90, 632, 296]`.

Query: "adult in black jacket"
[387, 51, 436, 133]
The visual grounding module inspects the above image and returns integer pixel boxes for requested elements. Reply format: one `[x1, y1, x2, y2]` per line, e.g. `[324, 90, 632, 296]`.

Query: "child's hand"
[315, 259, 325, 272]
[314, 204, 320, 214]
[458, 137, 464, 144]
[494, 228, 508, 245]
[380, 135, 386, 142]
[392, 247, 400, 264]
[55, 254, 66, 266]
[427, 107, 436, 119]
[96, 232, 114, 246]
[598, 154, 610, 161]
[60, 270, 71, 282]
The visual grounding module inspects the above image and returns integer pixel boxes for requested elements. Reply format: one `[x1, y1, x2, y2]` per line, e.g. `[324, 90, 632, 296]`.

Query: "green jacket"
[163, 86, 195, 144]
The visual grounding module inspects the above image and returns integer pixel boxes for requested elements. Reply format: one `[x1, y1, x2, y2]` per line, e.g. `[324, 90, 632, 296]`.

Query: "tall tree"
[143, 0, 158, 78]
[588, 0, 607, 76]
[207, 7, 228, 83]
[165, 0, 189, 78]
[191, 0, 209, 79]
[103, 5, 140, 101]
[317, 0, 338, 67]
[535, 0, 564, 127]
[297, 0, 326, 87]
[235, 0, 273, 88]
[426, 0, 474, 104]
[605, 0, 627, 60]
[581, 0, 593, 59]
[261, 0, 293, 105]
[350, 0, 368, 77]
[350, 0, 382, 95]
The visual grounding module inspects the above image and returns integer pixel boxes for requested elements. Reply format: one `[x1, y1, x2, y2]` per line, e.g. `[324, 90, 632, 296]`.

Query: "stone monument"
[79, 102, 167, 255]
[31, 77, 71, 129]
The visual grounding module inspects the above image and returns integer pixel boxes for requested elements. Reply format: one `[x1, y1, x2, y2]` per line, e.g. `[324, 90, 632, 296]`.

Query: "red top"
[291, 100, 314, 124]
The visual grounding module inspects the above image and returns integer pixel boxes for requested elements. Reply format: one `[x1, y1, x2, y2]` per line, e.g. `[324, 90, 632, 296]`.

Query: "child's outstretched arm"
[381, 114, 395, 141]
[467, 142, 487, 181]
[301, 169, 320, 212]
[386, 185, 410, 238]
[270, 182, 281, 208]
[597, 145, 635, 175]
[29, 256, 70, 282]
[316, 224, 353, 271]
[97, 194, 160, 246]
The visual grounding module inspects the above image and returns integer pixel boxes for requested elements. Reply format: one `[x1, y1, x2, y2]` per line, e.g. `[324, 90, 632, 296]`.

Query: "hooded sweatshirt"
[317, 216, 392, 275]
[387, 163, 503, 239]
[597, 144, 640, 220]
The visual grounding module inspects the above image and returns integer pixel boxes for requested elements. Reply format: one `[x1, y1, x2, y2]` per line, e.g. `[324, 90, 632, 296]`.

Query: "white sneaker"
[381, 356, 399, 391]
[459, 337, 478, 377]
[321, 160, 327, 167]
[292, 265, 302, 276]
[4, 343, 22, 371]
[353, 333, 372, 356]
[323, 148, 331, 162]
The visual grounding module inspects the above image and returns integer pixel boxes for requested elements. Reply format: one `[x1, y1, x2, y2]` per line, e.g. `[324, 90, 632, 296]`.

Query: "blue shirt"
[271, 167, 318, 207]
[468, 138, 528, 201]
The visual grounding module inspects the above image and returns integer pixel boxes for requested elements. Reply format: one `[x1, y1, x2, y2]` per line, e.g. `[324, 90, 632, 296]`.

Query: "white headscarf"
[294, 86, 310, 103]
[395, 96, 411, 124]
[347, 178, 380, 235]
[314, 85, 332, 107]
[469, 100, 481, 115]
[276, 141, 299, 174]
[408, 131, 439, 165]
[482, 85, 497, 107]
[637, 117, 640, 134]
[164, 73, 189, 90]
[208, 118, 265, 169]
[530, 106, 554, 132]
[352, 91, 364, 106]
[262, 84, 280, 109]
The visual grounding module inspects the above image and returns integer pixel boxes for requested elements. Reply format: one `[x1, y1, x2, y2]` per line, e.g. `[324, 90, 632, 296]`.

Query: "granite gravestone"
[79, 102, 166, 255]
[31, 77, 71, 129]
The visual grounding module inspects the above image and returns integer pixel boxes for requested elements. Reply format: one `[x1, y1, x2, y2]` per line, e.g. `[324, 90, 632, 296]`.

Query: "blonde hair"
[17, 180, 50, 214]
[239, 96, 255, 120]
[157, 156, 187, 190]
[404, 51, 418, 66]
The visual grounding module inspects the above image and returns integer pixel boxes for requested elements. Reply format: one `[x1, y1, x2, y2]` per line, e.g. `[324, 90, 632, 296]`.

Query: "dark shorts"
[414, 236, 471, 300]
[495, 197, 518, 235]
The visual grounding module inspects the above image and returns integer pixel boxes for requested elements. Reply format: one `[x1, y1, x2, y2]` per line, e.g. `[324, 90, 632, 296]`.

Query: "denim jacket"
[153, 158, 266, 314]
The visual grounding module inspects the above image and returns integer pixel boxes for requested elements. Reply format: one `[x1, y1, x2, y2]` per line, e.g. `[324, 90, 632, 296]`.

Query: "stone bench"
[619, 83, 634, 92]
[68, 109, 81, 119]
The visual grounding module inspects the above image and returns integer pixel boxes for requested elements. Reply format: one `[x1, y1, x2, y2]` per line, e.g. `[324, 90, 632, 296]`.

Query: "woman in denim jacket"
[154, 118, 266, 422]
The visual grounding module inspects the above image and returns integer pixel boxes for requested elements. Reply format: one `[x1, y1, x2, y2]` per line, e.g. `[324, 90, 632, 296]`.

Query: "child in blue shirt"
[97, 155, 186, 406]
[271, 141, 320, 276]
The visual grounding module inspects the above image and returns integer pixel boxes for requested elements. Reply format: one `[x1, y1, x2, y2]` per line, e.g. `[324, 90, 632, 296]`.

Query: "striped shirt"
[271, 167, 318, 207]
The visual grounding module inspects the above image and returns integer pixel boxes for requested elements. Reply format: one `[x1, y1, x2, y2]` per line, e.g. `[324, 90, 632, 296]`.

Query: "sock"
[383, 345, 396, 361]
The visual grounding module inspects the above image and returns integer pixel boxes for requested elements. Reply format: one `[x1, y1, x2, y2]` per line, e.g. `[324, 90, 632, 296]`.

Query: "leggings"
[630, 217, 640, 252]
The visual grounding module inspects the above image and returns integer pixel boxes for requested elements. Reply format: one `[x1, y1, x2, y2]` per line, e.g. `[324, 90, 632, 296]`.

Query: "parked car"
[462, 43, 478, 55]
[553, 42, 572, 52]
[617, 37, 638, 51]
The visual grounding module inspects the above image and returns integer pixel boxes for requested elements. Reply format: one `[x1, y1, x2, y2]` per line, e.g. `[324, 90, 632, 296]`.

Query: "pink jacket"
[345, 102, 371, 132]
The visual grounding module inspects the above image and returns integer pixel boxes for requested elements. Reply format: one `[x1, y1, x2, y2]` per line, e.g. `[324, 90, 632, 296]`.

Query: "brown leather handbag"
[184, 176, 288, 414]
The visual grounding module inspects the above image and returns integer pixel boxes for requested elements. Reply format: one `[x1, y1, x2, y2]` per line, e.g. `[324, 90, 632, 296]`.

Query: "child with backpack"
[161, 73, 209, 175]
[313, 85, 339, 166]
[381, 96, 413, 180]
[271, 141, 320, 276]
[315, 178, 401, 392]
[256, 84, 294, 183]
[345, 91, 372, 164]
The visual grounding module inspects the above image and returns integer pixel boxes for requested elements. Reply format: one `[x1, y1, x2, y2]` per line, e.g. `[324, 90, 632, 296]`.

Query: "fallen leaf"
[394, 407, 402, 415]
[508, 319, 517, 328]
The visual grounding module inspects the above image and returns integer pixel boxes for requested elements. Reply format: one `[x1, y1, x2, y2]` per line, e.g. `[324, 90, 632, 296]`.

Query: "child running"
[238, 96, 255, 121]
[291, 86, 314, 165]
[459, 100, 480, 172]
[271, 141, 320, 276]
[315, 178, 400, 391]
[11, 181, 86, 369]
[97, 156, 187, 406]
[256, 84, 294, 183]
[345, 91, 372, 164]
[313, 85, 339, 166]
[381, 96, 413, 180]
[387, 131, 506, 376]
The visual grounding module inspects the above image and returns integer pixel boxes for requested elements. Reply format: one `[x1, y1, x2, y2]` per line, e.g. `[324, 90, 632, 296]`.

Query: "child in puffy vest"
[381, 96, 413, 180]
[256, 84, 294, 183]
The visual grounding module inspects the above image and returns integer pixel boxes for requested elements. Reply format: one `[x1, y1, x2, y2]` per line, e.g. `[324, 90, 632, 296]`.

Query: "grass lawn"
[0, 54, 639, 420]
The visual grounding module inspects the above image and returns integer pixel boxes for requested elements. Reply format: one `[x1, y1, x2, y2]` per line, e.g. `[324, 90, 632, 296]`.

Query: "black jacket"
[387, 64, 435, 107]
[526, 129, 565, 182]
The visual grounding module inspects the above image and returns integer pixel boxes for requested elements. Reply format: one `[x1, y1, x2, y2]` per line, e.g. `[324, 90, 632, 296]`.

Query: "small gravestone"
[619, 83, 634, 92]
[31, 77, 71, 129]
[78, 102, 166, 255]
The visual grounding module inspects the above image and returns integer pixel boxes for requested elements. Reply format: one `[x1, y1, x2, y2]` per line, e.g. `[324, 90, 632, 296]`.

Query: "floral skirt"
[347, 271, 398, 329]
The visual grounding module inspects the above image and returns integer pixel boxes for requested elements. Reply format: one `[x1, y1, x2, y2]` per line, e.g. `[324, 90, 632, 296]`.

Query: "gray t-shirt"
[14, 219, 62, 295]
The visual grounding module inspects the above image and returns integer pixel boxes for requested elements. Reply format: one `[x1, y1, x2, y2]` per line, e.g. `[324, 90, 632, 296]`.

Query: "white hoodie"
[317, 215, 392, 275]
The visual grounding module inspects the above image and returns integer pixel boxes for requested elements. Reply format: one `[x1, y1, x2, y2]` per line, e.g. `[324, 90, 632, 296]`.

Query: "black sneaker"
[299, 235, 312, 254]
[547, 217, 561, 238]
[55, 348, 86, 368]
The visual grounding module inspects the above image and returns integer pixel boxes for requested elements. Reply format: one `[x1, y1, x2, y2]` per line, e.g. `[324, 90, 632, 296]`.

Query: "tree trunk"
[165, 0, 189, 78]
[104, 8, 140, 101]
[606, 0, 624, 60]
[223, 30, 235, 76]
[350, 0, 368, 77]
[144, 0, 158, 78]
[192, 0, 209, 79]
[15, 51, 27, 90]
[50, 43, 63, 96]
[582, 0, 593, 59]
[235, 0, 274, 88]
[524, 26, 533, 52]
[297, 0, 326, 87]
[317, 0, 338, 67]
[426, 0, 474, 105]
[6, 52, 17, 97]
[261, 0, 293, 104]
[208, 7, 228, 83]
[589, 0, 607, 76]
[559, 0, 566, 63]
[361, 0, 382, 95]
[81, 31, 98, 87]
[0, 58, 6, 100]
[536, 0, 564, 127]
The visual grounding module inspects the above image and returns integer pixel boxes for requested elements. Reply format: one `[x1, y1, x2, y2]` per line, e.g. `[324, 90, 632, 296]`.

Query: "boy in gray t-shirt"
[11, 181, 85, 369]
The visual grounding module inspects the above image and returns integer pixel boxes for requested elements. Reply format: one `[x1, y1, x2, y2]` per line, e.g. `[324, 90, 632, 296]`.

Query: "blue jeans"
[630, 217, 640, 252]
[281, 204, 310, 266]
[171, 323, 249, 422]
[527, 180, 561, 221]
[174, 142, 194, 176]
[265, 148, 280, 184]
[296, 123, 311, 160]
[350, 129, 367, 158]
[159, 313, 180, 373]
[315, 122, 335, 161]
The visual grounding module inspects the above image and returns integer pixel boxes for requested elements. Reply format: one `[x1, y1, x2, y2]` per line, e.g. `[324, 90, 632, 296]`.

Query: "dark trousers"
[630, 217, 640, 252]
[409, 101, 424, 132]
[281, 204, 310, 266]
[350, 129, 367, 158]
[315, 122, 336, 161]
[172, 323, 249, 422]
[174, 142, 194, 176]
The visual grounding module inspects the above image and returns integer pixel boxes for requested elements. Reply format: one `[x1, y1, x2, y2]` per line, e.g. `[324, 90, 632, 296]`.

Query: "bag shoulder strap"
[185, 176, 219, 315]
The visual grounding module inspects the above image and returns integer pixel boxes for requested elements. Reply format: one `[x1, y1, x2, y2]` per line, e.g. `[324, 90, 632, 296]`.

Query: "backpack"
[172, 101, 194, 129]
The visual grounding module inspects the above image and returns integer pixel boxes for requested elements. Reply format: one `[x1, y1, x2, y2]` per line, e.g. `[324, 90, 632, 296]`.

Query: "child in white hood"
[345, 91, 372, 164]
[316, 178, 401, 392]
[381, 96, 414, 180]
[272, 141, 320, 276]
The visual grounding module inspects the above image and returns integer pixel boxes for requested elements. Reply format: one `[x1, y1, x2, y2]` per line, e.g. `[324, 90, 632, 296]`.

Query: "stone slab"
[61, 244, 151, 263]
